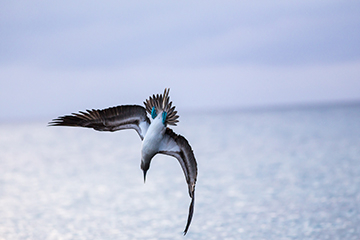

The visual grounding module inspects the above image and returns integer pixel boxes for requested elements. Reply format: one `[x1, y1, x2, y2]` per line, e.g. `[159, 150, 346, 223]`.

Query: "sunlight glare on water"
[0, 105, 360, 239]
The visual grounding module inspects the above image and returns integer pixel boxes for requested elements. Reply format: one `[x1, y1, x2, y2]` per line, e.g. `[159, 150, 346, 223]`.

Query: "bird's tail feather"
[144, 88, 179, 126]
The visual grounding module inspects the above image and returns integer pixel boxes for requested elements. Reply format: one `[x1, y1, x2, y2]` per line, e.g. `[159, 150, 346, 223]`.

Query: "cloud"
[2, 1, 359, 68]
[1, 59, 359, 121]
[0, 1, 360, 120]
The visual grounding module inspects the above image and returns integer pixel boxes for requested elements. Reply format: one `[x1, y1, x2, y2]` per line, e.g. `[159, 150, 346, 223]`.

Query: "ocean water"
[0, 105, 359, 240]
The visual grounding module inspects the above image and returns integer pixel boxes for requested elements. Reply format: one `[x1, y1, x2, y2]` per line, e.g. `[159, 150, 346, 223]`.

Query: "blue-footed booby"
[49, 88, 197, 235]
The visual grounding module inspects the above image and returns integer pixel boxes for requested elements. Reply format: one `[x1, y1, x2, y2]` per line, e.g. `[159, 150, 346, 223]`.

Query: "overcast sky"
[1, 0, 360, 121]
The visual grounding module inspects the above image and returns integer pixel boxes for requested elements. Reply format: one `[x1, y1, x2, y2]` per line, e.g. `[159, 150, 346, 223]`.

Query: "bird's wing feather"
[158, 128, 197, 235]
[49, 105, 150, 140]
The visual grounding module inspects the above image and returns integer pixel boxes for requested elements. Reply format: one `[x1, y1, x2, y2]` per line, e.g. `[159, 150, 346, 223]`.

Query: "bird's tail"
[144, 88, 179, 126]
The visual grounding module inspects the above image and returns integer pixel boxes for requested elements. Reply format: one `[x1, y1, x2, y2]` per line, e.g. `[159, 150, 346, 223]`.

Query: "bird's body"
[49, 88, 197, 235]
[142, 113, 166, 161]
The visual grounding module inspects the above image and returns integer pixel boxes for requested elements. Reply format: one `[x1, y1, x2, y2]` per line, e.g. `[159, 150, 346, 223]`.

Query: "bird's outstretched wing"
[158, 128, 197, 235]
[49, 105, 150, 140]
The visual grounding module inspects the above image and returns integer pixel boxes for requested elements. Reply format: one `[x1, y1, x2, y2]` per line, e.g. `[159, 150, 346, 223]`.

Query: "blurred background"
[1, 2, 360, 239]
[1, 0, 360, 121]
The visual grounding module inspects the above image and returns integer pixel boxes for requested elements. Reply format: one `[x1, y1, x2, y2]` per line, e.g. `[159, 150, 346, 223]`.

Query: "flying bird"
[49, 88, 197, 235]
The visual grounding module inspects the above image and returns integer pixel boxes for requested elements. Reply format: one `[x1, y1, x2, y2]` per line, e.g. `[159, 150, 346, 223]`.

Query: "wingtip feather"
[183, 194, 195, 235]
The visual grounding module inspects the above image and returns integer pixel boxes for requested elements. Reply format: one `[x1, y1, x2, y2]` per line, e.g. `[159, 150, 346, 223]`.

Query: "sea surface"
[0, 104, 359, 240]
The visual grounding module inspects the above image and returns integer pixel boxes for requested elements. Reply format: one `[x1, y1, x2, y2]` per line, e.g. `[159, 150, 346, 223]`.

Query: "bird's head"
[140, 159, 150, 183]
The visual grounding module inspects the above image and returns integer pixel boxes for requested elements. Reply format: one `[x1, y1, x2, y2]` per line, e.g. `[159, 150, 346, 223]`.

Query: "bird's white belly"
[141, 116, 165, 159]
